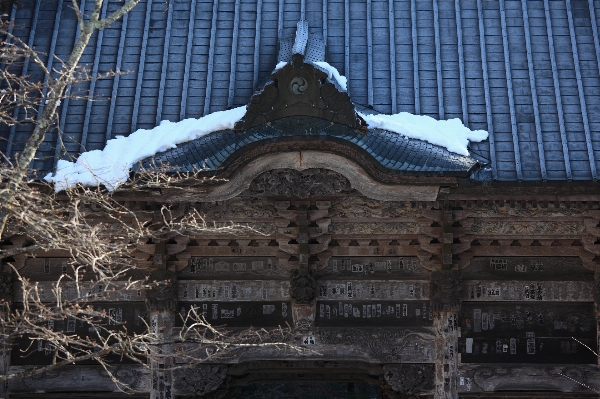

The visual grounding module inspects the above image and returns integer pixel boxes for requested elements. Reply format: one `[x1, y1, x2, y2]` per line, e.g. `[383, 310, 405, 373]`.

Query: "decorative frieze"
[196, 197, 278, 219]
[470, 221, 584, 235]
[318, 328, 435, 363]
[460, 203, 593, 218]
[330, 222, 420, 235]
[330, 198, 429, 219]
[247, 169, 349, 198]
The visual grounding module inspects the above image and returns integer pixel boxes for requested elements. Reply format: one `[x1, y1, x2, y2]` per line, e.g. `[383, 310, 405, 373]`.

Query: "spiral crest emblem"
[290, 76, 309, 94]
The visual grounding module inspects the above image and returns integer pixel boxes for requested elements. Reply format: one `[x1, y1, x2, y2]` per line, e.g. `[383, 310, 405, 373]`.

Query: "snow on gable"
[45, 106, 247, 192]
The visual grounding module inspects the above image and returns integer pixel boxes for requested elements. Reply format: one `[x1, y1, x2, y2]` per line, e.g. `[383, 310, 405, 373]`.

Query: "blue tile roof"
[1, 0, 600, 181]
[134, 116, 478, 176]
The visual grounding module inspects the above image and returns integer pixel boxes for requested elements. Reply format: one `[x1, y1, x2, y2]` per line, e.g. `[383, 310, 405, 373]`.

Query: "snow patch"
[274, 61, 288, 71]
[358, 112, 488, 156]
[313, 61, 347, 91]
[45, 106, 247, 192]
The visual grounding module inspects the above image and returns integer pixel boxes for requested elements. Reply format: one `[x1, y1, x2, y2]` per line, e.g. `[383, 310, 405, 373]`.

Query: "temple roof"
[134, 117, 479, 177]
[2, 0, 600, 182]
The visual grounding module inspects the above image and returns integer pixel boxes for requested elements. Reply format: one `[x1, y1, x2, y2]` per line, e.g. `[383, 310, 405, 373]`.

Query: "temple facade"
[2, 0, 600, 398]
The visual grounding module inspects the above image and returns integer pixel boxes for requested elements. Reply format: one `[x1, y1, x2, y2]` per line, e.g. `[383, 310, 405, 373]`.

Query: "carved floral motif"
[173, 365, 227, 396]
[468, 204, 589, 217]
[197, 198, 278, 218]
[330, 222, 420, 235]
[318, 329, 435, 363]
[248, 169, 349, 198]
[383, 364, 434, 395]
[330, 198, 423, 218]
[470, 221, 584, 235]
[430, 270, 462, 312]
[290, 268, 317, 305]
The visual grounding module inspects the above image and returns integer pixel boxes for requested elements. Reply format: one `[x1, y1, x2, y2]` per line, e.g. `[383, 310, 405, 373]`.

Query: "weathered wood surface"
[7, 365, 150, 393]
[317, 280, 431, 300]
[457, 364, 600, 394]
[318, 256, 427, 279]
[462, 281, 593, 302]
[316, 300, 433, 327]
[176, 301, 293, 327]
[459, 302, 597, 364]
[178, 280, 291, 301]
[4, 185, 600, 397]
[462, 257, 593, 281]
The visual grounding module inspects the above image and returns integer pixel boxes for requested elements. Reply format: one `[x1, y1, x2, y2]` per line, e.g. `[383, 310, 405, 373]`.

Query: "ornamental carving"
[318, 329, 435, 363]
[290, 268, 317, 305]
[330, 222, 420, 235]
[172, 365, 227, 396]
[145, 270, 178, 312]
[468, 204, 589, 217]
[463, 365, 600, 393]
[470, 221, 584, 235]
[218, 139, 456, 187]
[430, 270, 462, 312]
[197, 197, 277, 219]
[383, 364, 434, 395]
[330, 198, 423, 218]
[234, 59, 367, 133]
[248, 169, 348, 198]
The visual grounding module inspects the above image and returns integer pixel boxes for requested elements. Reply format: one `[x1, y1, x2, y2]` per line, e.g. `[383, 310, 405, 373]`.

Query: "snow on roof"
[313, 62, 347, 92]
[45, 106, 247, 192]
[359, 112, 488, 157]
[45, 63, 487, 192]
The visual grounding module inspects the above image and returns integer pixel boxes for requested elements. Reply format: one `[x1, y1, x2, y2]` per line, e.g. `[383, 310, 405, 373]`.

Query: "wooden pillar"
[433, 192, 460, 398]
[288, 202, 318, 331]
[433, 311, 458, 399]
[0, 271, 12, 398]
[146, 268, 178, 399]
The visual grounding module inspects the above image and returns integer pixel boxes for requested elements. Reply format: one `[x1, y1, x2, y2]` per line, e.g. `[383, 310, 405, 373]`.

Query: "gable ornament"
[234, 55, 367, 133]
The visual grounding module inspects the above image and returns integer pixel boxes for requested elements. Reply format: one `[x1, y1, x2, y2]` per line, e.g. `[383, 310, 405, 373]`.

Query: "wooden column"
[146, 267, 178, 399]
[0, 271, 12, 398]
[434, 311, 458, 399]
[285, 202, 319, 331]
